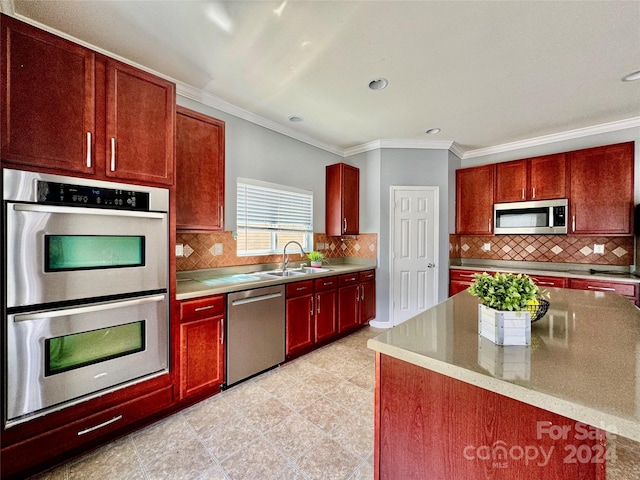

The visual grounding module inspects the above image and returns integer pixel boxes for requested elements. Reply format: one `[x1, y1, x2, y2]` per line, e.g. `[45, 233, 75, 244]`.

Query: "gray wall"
[177, 96, 343, 233]
[347, 148, 457, 327]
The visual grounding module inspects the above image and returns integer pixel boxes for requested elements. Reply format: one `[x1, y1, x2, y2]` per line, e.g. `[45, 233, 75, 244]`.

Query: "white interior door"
[390, 186, 439, 326]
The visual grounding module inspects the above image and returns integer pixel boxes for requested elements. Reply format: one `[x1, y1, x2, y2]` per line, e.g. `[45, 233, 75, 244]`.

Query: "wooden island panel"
[376, 353, 606, 480]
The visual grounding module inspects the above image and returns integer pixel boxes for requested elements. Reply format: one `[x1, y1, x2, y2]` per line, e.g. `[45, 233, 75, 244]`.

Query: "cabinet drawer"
[569, 279, 638, 298]
[180, 295, 225, 322]
[338, 273, 359, 287]
[314, 276, 337, 292]
[359, 270, 376, 282]
[449, 269, 482, 282]
[286, 280, 314, 297]
[529, 275, 568, 288]
[2, 386, 173, 479]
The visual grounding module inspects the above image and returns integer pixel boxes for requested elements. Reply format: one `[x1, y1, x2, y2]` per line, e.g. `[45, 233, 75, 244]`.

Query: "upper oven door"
[6, 203, 168, 308]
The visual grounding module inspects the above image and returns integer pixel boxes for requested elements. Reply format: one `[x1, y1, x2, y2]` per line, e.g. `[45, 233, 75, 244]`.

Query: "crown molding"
[344, 138, 460, 157]
[176, 82, 344, 157]
[462, 117, 640, 160]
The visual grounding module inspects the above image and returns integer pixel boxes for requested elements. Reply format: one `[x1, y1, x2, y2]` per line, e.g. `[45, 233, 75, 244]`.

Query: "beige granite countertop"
[368, 288, 640, 442]
[176, 259, 376, 300]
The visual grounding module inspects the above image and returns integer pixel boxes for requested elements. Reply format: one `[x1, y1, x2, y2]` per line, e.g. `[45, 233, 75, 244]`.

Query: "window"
[237, 178, 313, 255]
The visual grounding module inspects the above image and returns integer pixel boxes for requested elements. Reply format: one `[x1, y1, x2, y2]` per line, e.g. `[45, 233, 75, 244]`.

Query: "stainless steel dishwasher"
[226, 285, 285, 387]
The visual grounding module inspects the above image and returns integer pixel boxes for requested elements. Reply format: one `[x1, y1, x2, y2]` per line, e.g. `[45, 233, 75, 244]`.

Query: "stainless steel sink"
[256, 267, 331, 278]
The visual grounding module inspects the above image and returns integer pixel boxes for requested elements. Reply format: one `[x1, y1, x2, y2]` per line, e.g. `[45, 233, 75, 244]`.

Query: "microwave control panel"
[36, 181, 150, 211]
[553, 206, 566, 226]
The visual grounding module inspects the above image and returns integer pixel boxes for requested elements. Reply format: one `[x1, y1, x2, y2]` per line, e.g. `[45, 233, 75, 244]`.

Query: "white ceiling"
[8, 0, 640, 156]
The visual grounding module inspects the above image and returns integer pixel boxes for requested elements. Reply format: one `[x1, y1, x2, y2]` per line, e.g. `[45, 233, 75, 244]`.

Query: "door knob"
[427, 263, 435, 268]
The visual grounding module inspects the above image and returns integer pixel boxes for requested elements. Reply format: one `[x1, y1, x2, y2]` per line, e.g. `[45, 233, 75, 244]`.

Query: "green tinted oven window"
[46, 236, 144, 271]
[46, 321, 145, 376]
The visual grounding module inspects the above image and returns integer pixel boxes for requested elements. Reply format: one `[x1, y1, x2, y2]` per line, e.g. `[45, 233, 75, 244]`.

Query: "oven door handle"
[12, 203, 166, 219]
[13, 294, 166, 322]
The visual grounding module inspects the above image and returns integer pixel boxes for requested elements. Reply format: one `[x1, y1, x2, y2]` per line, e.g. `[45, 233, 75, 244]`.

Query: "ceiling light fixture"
[425, 128, 441, 135]
[288, 115, 304, 123]
[368, 78, 388, 90]
[622, 70, 640, 82]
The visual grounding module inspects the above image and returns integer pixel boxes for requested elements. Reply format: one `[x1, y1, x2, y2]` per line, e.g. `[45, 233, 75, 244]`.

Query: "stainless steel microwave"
[494, 199, 568, 234]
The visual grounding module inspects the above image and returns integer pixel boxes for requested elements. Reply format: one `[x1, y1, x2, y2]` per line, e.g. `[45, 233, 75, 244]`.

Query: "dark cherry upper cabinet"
[495, 154, 566, 203]
[176, 107, 225, 231]
[1, 15, 96, 175]
[1, 14, 175, 186]
[104, 60, 175, 185]
[528, 154, 567, 200]
[326, 162, 359, 236]
[456, 164, 495, 235]
[569, 142, 634, 235]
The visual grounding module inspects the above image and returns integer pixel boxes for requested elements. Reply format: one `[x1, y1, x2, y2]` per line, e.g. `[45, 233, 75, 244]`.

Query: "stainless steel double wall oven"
[2, 169, 169, 427]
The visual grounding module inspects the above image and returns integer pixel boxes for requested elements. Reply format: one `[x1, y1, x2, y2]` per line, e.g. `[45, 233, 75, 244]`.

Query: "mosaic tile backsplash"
[176, 231, 377, 271]
[449, 234, 634, 266]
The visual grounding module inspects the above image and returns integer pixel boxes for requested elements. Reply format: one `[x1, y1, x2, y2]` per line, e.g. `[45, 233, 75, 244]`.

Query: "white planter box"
[478, 304, 531, 345]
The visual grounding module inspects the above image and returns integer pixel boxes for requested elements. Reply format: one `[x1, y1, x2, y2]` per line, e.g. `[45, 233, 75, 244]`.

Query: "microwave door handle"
[12, 203, 165, 219]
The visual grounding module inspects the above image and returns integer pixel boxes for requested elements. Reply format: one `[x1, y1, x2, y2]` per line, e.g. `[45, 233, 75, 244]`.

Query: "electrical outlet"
[175, 243, 184, 257]
[214, 243, 223, 255]
[594, 244, 605, 254]
[482, 243, 491, 252]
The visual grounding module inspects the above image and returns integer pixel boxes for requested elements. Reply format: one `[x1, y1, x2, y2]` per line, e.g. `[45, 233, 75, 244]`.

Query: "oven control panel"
[36, 181, 150, 211]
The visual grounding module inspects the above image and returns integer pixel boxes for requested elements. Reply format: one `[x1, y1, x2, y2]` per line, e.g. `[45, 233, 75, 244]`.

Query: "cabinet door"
[105, 59, 175, 185]
[286, 295, 314, 356]
[338, 285, 359, 333]
[528, 274, 568, 288]
[359, 281, 376, 324]
[569, 143, 634, 235]
[569, 278, 638, 306]
[529, 154, 566, 200]
[326, 163, 359, 236]
[1, 15, 95, 174]
[315, 289, 337, 342]
[180, 316, 224, 399]
[495, 160, 527, 203]
[176, 107, 225, 231]
[449, 280, 472, 296]
[456, 165, 495, 235]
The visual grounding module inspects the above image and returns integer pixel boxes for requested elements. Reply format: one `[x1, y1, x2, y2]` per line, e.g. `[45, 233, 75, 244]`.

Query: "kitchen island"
[368, 288, 640, 479]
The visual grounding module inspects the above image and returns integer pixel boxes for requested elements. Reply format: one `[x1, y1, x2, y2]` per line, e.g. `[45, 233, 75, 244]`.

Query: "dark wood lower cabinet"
[1, 377, 173, 480]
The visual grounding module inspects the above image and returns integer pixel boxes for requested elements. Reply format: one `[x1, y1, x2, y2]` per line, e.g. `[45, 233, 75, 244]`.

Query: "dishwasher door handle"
[231, 292, 283, 306]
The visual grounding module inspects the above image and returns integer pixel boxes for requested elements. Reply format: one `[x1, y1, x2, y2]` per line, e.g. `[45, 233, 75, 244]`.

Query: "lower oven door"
[6, 293, 168, 426]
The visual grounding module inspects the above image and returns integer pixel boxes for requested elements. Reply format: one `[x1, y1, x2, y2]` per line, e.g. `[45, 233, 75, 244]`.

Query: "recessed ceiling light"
[288, 115, 304, 123]
[425, 128, 441, 135]
[368, 78, 388, 90]
[622, 70, 640, 82]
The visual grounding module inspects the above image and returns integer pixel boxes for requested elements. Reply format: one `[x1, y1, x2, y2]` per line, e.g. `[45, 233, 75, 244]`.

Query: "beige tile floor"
[30, 327, 384, 480]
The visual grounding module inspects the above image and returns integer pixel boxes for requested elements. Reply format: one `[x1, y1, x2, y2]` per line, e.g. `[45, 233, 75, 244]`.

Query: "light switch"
[594, 244, 605, 254]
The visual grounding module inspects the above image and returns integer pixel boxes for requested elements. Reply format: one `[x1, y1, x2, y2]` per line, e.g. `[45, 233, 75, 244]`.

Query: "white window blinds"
[237, 178, 313, 255]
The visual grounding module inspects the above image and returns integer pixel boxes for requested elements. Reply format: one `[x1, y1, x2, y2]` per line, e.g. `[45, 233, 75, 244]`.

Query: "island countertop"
[368, 288, 640, 442]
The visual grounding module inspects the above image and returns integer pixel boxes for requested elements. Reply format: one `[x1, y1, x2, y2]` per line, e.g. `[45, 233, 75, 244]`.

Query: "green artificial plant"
[468, 272, 539, 311]
[307, 251, 324, 262]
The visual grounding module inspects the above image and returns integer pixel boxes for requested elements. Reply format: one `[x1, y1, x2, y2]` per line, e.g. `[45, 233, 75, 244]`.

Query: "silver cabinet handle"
[572, 215, 576, 232]
[532, 187, 536, 199]
[356, 285, 361, 302]
[536, 281, 556, 286]
[110, 137, 116, 171]
[77, 415, 122, 436]
[86, 132, 92, 168]
[194, 304, 215, 312]
[310, 296, 314, 315]
[459, 273, 475, 278]
[522, 188, 525, 200]
[220, 205, 224, 228]
[220, 318, 224, 344]
[316, 294, 321, 314]
[343, 218, 347, 233]
[587, 286, 616, 292]
[488, 218, 492, 232]
[361, 285, 365, 302]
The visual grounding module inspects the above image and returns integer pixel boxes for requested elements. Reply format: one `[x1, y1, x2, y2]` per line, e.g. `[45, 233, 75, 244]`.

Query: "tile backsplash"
[176, 231, 377, 271]
[449, 234, 634, 266]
